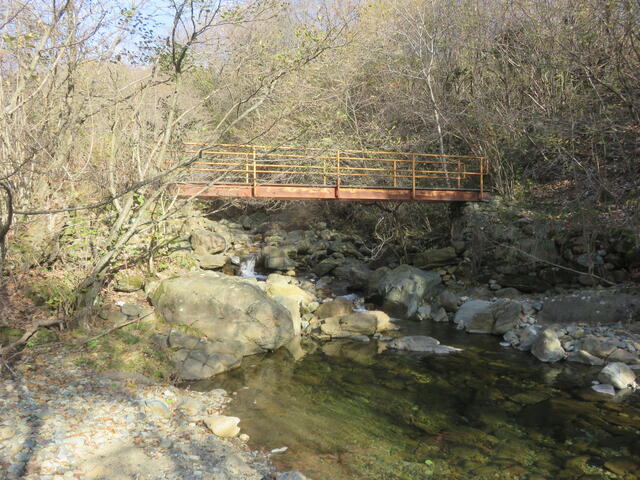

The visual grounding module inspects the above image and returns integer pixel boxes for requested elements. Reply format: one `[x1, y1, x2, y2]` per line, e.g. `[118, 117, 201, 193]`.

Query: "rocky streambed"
[4, 212, 639, 480]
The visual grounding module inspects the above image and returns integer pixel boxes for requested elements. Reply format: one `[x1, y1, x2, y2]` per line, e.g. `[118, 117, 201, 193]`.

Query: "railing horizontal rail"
[170, 142, 489, 199]
[181, 142, 485, 160]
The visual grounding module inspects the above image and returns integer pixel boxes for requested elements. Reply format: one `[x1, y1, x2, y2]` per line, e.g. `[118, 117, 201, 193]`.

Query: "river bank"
[0, 355, 281, 480]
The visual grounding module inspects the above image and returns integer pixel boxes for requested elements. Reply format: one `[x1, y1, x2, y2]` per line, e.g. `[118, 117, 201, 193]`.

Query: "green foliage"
[27, 272, 77, 315]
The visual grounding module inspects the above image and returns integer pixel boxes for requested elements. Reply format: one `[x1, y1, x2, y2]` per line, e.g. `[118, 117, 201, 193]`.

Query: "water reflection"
[188, 322, 640, 479]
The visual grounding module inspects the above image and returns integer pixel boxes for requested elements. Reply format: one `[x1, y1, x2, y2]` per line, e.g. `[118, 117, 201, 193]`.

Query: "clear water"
[188, 322, 640, 480]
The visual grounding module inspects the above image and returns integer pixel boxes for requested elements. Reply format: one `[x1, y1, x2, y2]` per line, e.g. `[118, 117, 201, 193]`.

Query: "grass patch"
[66, 318, 175, 382]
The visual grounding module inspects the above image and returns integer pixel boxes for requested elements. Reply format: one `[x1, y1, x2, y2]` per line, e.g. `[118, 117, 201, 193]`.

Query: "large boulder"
[261, 246, 296, 271]
[368, 265, 441, 318]
[537, 292, 640, 325]
[598, 362, 636, 390]
[413, 246, 458, 269]
[151, 271, 295, 356]
[453, 299, 521, 335]
[314, 258, 341, 276]
[332, 260, 372, 290]
[190, 229, 227, 255]
[531, 329, 565, 363]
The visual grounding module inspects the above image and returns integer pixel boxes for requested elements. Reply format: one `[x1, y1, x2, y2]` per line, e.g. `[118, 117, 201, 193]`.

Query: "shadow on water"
[188, 321, 640, 480]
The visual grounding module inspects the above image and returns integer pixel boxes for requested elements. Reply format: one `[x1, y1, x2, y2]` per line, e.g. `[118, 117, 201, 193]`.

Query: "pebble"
[0, 357, 274, 480]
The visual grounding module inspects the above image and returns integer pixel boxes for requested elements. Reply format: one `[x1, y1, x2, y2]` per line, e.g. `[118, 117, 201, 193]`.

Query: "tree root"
[0, 318, 63, 357]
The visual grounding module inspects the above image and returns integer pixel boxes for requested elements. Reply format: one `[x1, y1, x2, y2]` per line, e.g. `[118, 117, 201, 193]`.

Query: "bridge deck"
[171, 183, 487, 202]
[170, 143, 489, 202]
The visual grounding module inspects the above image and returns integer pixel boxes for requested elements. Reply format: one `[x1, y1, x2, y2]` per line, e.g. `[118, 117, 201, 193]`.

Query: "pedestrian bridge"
[169, 143, 489, 202]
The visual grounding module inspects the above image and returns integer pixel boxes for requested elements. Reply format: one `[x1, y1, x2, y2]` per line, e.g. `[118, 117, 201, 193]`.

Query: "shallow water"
[189, 321, 640, 480]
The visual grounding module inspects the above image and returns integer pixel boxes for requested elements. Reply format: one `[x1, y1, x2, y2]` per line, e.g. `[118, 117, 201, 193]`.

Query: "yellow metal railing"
[172, 143, 488, 197]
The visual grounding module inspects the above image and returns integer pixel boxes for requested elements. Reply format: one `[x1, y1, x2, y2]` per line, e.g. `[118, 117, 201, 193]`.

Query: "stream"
[188, 315, 640, 479]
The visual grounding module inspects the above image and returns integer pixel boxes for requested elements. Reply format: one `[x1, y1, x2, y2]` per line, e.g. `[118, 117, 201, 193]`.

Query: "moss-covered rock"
[114, 275, 145, 293]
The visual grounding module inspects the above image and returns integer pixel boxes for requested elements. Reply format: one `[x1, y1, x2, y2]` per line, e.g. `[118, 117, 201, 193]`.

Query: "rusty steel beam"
[170, 183, 488, 202]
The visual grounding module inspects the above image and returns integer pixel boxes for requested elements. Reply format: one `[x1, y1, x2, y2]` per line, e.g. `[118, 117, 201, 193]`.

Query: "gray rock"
[416, 305, 432, 321]
[413, 246, 457, 269]
[566, 349, 605, 366]
[114, 275, 144, 293]
[315, 298, 354, 319]
[453, 299, 520, 334]
[494, 287, 521, 298]
[537, 292, 640, 325]
[151, 271, 295, 356]
[333, 260, 372, 290]
[106, 311, 128, 324]
[173, 349, 241, 380]
[607, 348, 639, 364]
[143, 399, 172, 418]
[273, 295, 302, 336]
[262, 246, 296, 271]
[579, 335, 618, 358]
[320, 311, 392, 337]
[121, 303, 144, 317]
[454, 300, 492, 332]
[387, 335, 461, 354]
[503, 330, 519, 345]
[437, 290, 461, 312]
[598, 362, 636, 390]
[197, 253, 229, 270]
[518, 325, 539, 351]
[204, 415, 241, 438]
[491, 300, 522, 334]
[191, 229, 227, 254]
[313, 258, 341, 276]
[531, 329, 565, 363]
[591, 384, 616, 396]
[431, 306, 449, 323]
[368, 265, 441, 318]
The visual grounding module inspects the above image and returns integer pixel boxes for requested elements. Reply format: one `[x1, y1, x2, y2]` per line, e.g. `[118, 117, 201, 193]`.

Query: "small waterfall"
[337, 293, 368, 312]
[240, 255, 257, 277]
[239, 255, 267, 280]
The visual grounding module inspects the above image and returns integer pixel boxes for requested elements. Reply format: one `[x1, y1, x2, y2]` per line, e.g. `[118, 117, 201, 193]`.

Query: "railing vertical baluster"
[393, 159, 397, 187]
[479, 157, 484, 198]
[245, 153, 249, 184]
[411, 154, 416, 200]
[252, 146, 257, 197]
[336, 150, 341, 198]
[323, 158, 327, 185]
[457, 159, 461, 189]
